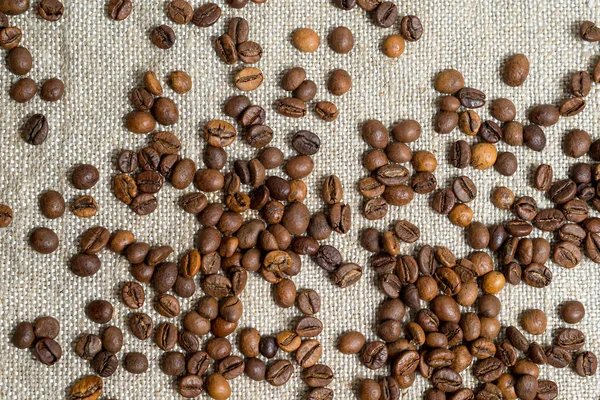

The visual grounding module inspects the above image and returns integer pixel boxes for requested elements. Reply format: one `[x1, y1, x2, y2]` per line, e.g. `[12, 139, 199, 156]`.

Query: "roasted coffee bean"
[553, 240, 581, 268]
[533, 208, 565, 231]
[505, 220, 532, 237]
[238, 41, 262, 64]
[179, 192, 207, 214]
[215, 33, 237, 64]
[522, 263, 552, 288]
[449, 140, 471, 168]
[431, 367, 461, 392]
[561, 300, 585, 324]
[235, 67, 263, 91]
[575, 351, 597, 377]
[363, 198, 388, 220]
[129, 313, 153, 340]
[478, 120, 502, 143]
[431, 188, 455, 215]
[315, 101, 339, 121]
[167, 0, 193, 24]
[373, 1, 397, 28]
[74, 333, 102, 360]
[545, 345, 572, 368]
[34, 338, 62, 366]
[399, 15, 423, 41]
[392, 219, 419, 243]
[0, 26, 21, 50]
[559, 97, 586, 117]
[555, 328, 585, 351]
[559, 224, 586, 246]
[155, 294, 180, 318]
[473, 357, 504, 382]
[302, 363, 333, 388]
[277, 97, 307, 118]
[91, 351, 118, 377]
[523, 124, 546, 151]
[266, 360, 294, 386]
[12, 321, 35, 349]
[108, 0, 132, 20]
[151, 25, 176, 49]
[193, 2, 221, 27]
[21, 114, 49, 145]
[455, 87, 485, 108]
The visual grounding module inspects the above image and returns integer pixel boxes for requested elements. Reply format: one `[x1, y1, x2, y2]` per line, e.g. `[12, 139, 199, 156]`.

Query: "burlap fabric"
[0, 0, 599, 398]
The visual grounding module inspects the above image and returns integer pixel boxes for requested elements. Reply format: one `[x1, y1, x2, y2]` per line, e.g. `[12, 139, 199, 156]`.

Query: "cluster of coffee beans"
[331, 0, 423, 58]
[277, 67, 317, 119]
[75, 323, 123, 378]
[215, 16, 262, 65]
[69, 226, 111, 277]
[0, 0, 63, 19]
[114, 130, 187, 216]
[223, 95, 272, 148]
[125, 70, 180, 134]
[13, 316, 62, 366]
[359, 119, 437, 220]
[1, 8, 65, 145]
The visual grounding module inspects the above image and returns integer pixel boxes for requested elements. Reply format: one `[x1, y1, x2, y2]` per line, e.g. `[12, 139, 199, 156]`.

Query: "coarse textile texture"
[1, 0, 600, 398]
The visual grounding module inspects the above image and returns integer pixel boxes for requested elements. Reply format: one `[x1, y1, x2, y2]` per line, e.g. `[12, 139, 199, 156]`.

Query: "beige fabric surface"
[1, 0, 600, 398]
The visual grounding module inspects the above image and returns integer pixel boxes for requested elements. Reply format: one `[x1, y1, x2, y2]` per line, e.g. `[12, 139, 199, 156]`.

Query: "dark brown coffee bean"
[129, 313, 154, 340]
[193, 2, 221, 27]
[399, 15, 423, 41]
[431, 188, 455, 214]
[411, 172, 437, 194]
[108, 0, 132, 20]
[560, 224, 586, 246]
[151, 25, 176, 49]
[74, 333, 102, 360]
[455, 87, 485, 108]
[545, 345, 572, 368]
[431, 367, 462, 392]
[473, 357, 504, 382]
[394, 220, 419, 243]
[548, 179, 577, 204]
[523, 124, 546, 151]
[363, 198, 388, 220]
[0, 26, 22, 50]
[21, 114, 49, 145]
[237, 41, 262, 64]
[329, 202, 351, 234]
[292, 130, 321, 155]
[373, 1, 398, 28]
[452, 176, 477, 203]
[533, 208, 565, 231]
[449, 140, 471, 168]
[575, 351, 597, 377]
[34, 338, 62, 366]
[91, 351, 118, 377]
[215, 33, 237, 64]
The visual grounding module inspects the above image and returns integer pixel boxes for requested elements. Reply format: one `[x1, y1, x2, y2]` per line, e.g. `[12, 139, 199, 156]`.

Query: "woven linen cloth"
[1, 0, 600, 398]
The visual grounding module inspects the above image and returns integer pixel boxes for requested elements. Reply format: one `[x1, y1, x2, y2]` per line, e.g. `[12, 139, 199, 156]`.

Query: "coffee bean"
[449, 140, 471, 168]
[545, 345, 572, 368]
[394, 220, 419, 243]
[193, 2, 221, 27]
[108, 0, 132, 20]
[374, 2, 398, 28]
[120, 352, 147, 375]
[400, 15, 423, 41]
[315, 101, 339, 121]
[167, 0, 193, 24]
[455, 87, 486, 108]
[302, 364, 333, 388]
[79, 226, 109, 254]
[360, 342, 388, 370]
[533, 208, 565, 231]
[91, 351, 118, 377]
[548, 179, 577, 204]
[10, 77, 36, 103]
[0, 26, 21, 50]
[151, 25, 176, 49]
[575, 351, 597, 376]
[431, 188, 455, 215]
[74, 333, 101, 360]
[215, 33, 237, 64]
[266, 359, 294, 386]
[126, 111, 156, 134]
[21, 114, 49, 145]
[7, 46, 32, 75]
[277, 97, 307, 118]
[307, 388, 334, 400]
[473, 357, 504, 382]
[559, 97, 586, 117]
[86, 300, 113, 324]
[129, 312, 153, 340]
[29, 227, 59, 254]
[238, 41, 262, 64]
[452, 176, 477, 202]
[34, 338, 62, 366]
[504, 53, 529, 86]
[12, 321, 35, 349]
[329, 202, 351, 233]
[235, 67, 263, 91]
